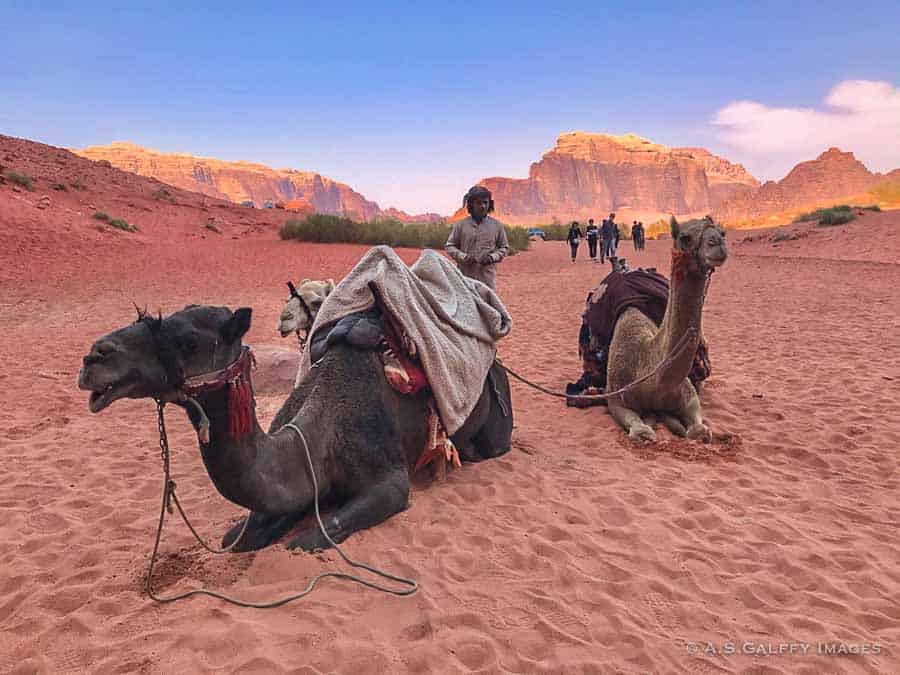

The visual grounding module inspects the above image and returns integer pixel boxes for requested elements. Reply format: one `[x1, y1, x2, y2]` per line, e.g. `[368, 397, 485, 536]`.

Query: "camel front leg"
[608, 401, 656, 442]
[679, 383, 711, 442]
[221, 509, 307, 552]
[287, 470, 410, 551]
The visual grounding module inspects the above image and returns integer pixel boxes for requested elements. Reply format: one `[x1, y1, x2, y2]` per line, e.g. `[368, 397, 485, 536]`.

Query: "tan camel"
[277, 278, 334, 346]
[606, 218, 728, 442]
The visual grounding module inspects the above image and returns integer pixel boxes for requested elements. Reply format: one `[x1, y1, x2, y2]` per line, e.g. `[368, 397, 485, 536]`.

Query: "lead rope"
[498, 265, 714, 402]
[495, 324, 698, 401]
[146, 402, 417, 607]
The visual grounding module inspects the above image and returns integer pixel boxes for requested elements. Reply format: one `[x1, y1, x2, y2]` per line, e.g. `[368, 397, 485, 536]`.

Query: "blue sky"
[3, 1, 899, 214]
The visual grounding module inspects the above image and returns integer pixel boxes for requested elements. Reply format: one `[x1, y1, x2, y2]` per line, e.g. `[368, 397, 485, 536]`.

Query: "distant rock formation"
[75, 142, 440, 222]
[459, 132, 759, 224]
[714, 148, 884, 221]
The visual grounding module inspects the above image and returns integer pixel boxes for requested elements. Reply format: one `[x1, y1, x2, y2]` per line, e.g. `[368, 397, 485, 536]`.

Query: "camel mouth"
[79, 374, 140, 413]
[88, 385, 118, 413]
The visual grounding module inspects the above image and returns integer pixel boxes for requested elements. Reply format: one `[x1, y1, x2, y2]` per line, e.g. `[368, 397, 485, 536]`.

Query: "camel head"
[671, 217, 728, 276]
[278, 278, 334, 339]
[78, 305, 252, 413]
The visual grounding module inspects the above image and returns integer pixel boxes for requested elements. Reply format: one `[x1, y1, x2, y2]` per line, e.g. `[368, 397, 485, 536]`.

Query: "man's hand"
[479, 252, 496, 265]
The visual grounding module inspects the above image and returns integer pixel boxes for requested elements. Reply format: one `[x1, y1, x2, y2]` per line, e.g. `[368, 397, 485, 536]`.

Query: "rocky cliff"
[462, 132, 759, 224]
[75, 142, 438, 222]
[714, 148, 885, 221]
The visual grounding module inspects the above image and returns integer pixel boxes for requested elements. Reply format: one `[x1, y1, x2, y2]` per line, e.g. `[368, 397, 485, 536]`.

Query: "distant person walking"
[632, 221, 641, 251]
[445, 185, 509, 291]
[637, 221, 646, 250]
[601, 212, 618, 262]
[585, 218, 599, 262]
[566, 221, 583, 262]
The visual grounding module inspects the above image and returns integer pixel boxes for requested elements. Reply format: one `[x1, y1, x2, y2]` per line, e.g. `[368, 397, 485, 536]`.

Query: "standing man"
[585, 218, 599, 262]
[445, 185, 510, 291]
[632, 221, 640, 251]
[601, 212, 617, 263]
[566, 221, 583, 262]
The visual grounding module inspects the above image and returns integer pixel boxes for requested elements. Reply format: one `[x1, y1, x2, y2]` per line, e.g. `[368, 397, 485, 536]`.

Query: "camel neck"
[190, 380, 317, 514]
[653, 253, 706, 388]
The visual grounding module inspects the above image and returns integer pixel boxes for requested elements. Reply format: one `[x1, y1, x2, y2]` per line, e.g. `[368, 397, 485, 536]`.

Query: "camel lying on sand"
[606, 218, 728, 442]
[78, 304, 512, 551]
[277, 278, 334, 346]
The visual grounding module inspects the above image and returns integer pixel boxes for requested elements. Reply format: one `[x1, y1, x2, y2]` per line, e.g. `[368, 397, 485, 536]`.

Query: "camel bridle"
[286, 281, 314, 351]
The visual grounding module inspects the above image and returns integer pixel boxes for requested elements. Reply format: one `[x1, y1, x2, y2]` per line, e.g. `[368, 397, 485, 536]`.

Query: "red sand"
[2, 137, 900, 673]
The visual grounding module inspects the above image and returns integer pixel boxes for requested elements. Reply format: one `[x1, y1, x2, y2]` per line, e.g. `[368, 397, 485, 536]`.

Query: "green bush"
[795, 205, 851, 223]
[280, 214, 530, 254]
[6, 172, 34, 190]
[152, 187, 175, 202]
[817, 211, 855, 226]
[109, 218, 138, 232]
[541, 224, 570, 241]
[505, 226, 530, 253]
[860, 204, 881, 212]
[93, 211, 110, 222]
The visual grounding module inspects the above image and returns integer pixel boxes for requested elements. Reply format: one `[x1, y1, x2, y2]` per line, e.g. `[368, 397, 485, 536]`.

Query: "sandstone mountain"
[458, 132, 759, 224]
[713, 148, 887, 222]
[75, 142, 440, 222]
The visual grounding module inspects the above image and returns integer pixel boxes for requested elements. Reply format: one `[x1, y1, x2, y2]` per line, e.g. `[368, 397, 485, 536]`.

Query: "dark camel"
[78, 305, 512, 551]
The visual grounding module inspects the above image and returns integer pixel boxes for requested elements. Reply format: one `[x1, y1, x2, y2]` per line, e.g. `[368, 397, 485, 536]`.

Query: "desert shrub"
[152, 187, 175, 202]
[541, 224, 569, 241]
[205, 222, 222, 233]
[795, 205, 851, 223]
[93, 211, 111, 222]
[505, 226, 530, 253]
[51, 182, 68, 191]
[280, 214, 530, 254]
[817, 210, 855, 226]
[109, 217, 138, 232]
[860, 204, 881, 212]
[6, 172, 34, 190]
[69, 179, 86, 190]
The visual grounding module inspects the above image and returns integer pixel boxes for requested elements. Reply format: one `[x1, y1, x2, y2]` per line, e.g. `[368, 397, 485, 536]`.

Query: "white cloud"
[712, 80, 900, 181]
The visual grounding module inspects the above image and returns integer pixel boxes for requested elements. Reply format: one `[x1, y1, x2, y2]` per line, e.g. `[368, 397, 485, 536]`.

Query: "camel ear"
[220, 307, 252, 344]
[670, 216, 680, 241]
[300, 278, 310, 285]
[325, 279, 335, 294]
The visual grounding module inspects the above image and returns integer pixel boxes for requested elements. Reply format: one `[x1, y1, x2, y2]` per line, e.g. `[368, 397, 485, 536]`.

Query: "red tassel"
[227, 376, 253, 440]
